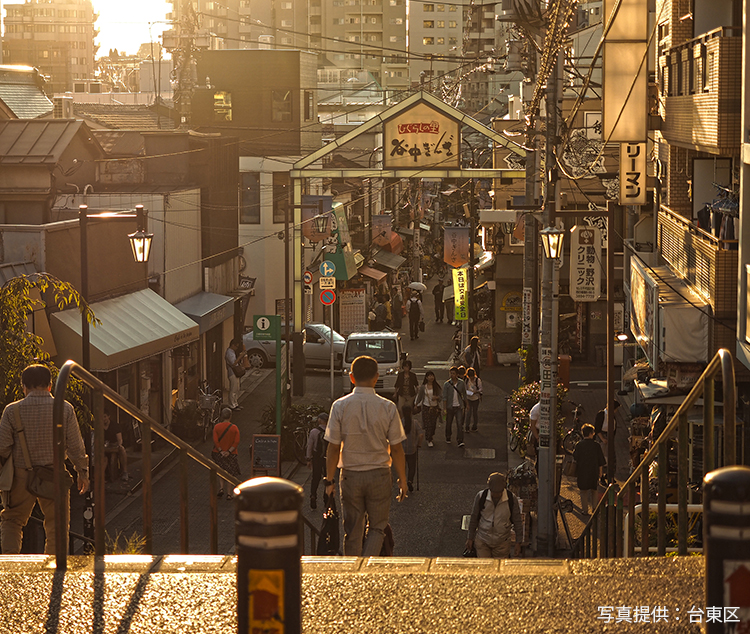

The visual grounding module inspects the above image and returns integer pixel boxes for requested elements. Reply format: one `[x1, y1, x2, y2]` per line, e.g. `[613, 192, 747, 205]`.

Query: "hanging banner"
[452, 268, 468, 321]
[443, 226, 470, 267]
[339, 288, 368, 336]
[372, 215, 392, 247]
[522, 287, 533, 345]
[301, 195, 333, 242]
[383, 102, 460, 169]
[619, 142, 648, 205]
[570, 225, 602, 302]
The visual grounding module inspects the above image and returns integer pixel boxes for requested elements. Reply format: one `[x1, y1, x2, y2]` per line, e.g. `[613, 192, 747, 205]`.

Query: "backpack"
[473, 488, 515, 527]
[311, 426, 328, 461]
[409, 299, 421, 319]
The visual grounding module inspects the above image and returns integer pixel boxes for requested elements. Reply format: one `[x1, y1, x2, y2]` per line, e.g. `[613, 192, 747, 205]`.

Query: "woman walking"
[465, 367, 483, 433]
[401, 406, 423, 492]
[415, 370, 442, 448]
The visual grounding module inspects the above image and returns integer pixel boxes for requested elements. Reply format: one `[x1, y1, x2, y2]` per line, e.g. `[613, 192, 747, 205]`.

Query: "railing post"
[640, 469, 649, 556]
[720, 349, 736, 466]
[615, 493, 623, 557]
[142, 418, 153, 554]
[52, 363, 72, 569]
[209, 470, 218, 554]
[704, 376, 715, 474]
[92, 390, 106, 557]
[592, 514, 598, 558]
[180, 447, 189, 553]
[678, 411, 688, 555]
[607, 485, 616, 557]
[657, 439, 667, 556]
[627, 481, 635, 557]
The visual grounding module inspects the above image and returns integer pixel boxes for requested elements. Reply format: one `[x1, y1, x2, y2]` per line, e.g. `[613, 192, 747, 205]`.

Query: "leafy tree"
[0, 273, 97, 430]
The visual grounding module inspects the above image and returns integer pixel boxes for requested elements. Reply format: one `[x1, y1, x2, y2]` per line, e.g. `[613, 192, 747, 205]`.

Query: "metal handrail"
[572, 348, 736, 558]
[52, 360, 242, 568]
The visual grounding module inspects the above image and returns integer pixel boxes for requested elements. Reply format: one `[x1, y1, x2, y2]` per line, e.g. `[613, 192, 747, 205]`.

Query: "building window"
[423, 20, 434, 28]
[423, 37, 434, 45]
[390, 35, 398, 42]
[281, 20, 292, 27]
[449, 36, 457, 45]
[240, 172, 261, 224]
[390, 18, 403, 24]
[282, 1, 292, 8]
[214, 91, 232, 121]
[304, 90, 314, 121]
[436, 20, 444, 27]
[449, 20, 457, 27]
[282, 37, 293, 44]
[437, 37, 444, 45]
[272, 90, 292, 121]
[449, 4, 457, 10]
[273, 172, 289, 223]
[423, 3, 434, 10]
[436, 4, 444, 9]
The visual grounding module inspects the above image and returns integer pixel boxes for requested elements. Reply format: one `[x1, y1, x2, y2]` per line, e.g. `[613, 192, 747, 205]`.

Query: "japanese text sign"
[570, 225, 602, 302]
[384, 102, 460, 169]
[619, 142, 647, 205]
[443, 226, 470, 268]
[452, 268, 468, 321]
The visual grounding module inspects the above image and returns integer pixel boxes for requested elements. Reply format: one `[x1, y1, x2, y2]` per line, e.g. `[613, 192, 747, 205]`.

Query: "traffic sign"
[320, 289, 336, 305]
[319, 260, 336, 277]
[253, 314, 280, 341]
[304, 285, 313, 295]
[319, 276, 336, 290]
[303, 270, 313, 285]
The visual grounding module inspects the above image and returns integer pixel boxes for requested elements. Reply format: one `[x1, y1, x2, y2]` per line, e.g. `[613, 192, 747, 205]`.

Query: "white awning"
[51, 288, 199, 372]
[174, 291, 234, 334]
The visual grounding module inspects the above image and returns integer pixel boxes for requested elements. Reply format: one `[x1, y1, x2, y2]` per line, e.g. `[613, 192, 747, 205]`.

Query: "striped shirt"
[0, 391, 88, 475]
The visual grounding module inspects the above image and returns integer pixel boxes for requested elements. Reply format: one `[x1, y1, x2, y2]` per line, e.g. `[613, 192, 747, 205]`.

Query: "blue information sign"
[319, 260, 336, 277]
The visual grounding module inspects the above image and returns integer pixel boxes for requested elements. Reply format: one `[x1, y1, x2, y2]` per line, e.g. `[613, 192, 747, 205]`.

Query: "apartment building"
[2, 0, 98, 93]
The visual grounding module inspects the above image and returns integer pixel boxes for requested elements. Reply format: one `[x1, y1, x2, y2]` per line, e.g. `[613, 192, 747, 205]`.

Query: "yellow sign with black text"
[453, 268, 468, 321]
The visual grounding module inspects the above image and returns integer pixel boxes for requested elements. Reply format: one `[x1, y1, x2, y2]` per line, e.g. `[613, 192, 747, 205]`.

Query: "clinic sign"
[570, 226, 602, 302]
[384, 102, 460, 169]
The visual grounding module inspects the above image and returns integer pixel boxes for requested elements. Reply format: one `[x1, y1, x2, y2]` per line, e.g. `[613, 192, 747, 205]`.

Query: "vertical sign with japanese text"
[443, 226, 470, 267]
[452, 268, 468, 321]
[383, 102, 460, 169]
[539, 346, 552, 447]
[570, 226, 602, 302]
[619, 142, 647, 205]
[522, 287, 533, 345]
[339, 288, 368, 336]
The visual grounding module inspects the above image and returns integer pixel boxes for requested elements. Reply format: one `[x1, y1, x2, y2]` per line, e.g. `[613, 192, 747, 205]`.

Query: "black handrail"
[572, 348, 736, 558]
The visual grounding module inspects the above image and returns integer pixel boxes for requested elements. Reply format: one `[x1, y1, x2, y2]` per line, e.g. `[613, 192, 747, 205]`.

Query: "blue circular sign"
[320, 290, 336, 305]
[319, 261, 336, 277]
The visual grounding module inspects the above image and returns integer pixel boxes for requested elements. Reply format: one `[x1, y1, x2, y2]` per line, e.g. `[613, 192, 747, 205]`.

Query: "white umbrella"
[408, 281, 427, 292]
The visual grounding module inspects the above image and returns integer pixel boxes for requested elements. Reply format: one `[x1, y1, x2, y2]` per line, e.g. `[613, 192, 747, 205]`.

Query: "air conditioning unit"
[53, 96, 73, 118]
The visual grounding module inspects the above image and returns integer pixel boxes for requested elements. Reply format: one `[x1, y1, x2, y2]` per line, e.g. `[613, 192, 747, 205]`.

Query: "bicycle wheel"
[563, 430, 581, 454]
[508, 427, 519, 452]
[202, 411, 211, 443]
[292, 428, 307, 465]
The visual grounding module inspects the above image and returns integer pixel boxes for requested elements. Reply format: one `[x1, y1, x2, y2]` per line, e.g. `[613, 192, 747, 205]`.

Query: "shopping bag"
[316, 496, 340, 555]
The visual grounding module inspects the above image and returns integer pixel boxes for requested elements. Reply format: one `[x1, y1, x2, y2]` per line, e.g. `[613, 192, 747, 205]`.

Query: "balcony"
[659, 27, 741, 153]
[658, 205, 738, 317]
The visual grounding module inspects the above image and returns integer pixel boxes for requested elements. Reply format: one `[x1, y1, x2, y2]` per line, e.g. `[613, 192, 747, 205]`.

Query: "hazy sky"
[93, 0, 172, 57]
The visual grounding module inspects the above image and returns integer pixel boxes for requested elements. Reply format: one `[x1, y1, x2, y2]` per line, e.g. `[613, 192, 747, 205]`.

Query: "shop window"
[273, 172, 289, 223]
[240, 172, 261, 224]
[272, 90, 292, 122]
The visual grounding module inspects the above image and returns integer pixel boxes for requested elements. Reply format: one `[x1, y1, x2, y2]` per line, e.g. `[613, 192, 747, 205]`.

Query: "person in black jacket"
[573, 424, 606, 515]
[432, 281, 445, 322]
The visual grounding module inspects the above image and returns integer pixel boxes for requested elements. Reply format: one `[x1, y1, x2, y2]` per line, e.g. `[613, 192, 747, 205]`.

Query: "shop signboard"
[372, 214, 392, 247]
[383, 102, 460, 169]
[339, 288, 368, 336]
[570, 225, 601, 302]
[522, 287, 533, 345]
[452, 268, 468, 321]
[619, 142, 647, 205]
[444, 226, 470, 267]
[630, 258, 658, 368]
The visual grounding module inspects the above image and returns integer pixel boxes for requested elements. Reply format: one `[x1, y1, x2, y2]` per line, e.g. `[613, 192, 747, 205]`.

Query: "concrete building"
[2, 0, 98, 93]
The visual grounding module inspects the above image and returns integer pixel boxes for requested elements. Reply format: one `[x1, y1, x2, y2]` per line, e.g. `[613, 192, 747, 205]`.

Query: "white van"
[343, 331, 406, 395]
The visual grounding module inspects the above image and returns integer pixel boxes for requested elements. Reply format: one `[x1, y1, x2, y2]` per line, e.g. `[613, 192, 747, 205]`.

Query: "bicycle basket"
[199, 394, 217, 410]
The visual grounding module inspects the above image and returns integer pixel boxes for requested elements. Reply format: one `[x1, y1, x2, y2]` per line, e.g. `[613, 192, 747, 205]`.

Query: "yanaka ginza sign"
[383, 102, 461, 169]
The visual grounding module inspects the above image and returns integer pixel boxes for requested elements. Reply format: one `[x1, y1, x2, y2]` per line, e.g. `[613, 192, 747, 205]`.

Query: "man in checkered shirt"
[0, 365, 89, 554]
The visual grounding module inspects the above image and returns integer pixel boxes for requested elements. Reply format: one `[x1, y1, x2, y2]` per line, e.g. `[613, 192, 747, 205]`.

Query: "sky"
[93, 0, 172, 57]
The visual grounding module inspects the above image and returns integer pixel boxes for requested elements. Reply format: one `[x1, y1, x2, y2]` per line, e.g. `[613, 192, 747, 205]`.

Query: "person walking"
[464, 367, 483, 433]
[466, 472, 523, 559]
[324, 356, 408, 556]
[306, 413, 329, 510]
[392, 289, 403, 330]
[432, 281, 445, 322]
[212, 408, 241, 499]
[401, 407, 423, 492]
[572, 424, 606, 515]
[415, 371, 442, 448]
[102, 408, 130, 483]
[462, 336, 482, 377]
[442, 365, 467, 447]
[225, 339, 247, 411]
[0, 364, 89, 554]
[405, 291, 424, 340]
[372, 297, 387, 331]
[394, 359, 419, 416]
[594, 400, 621, 475]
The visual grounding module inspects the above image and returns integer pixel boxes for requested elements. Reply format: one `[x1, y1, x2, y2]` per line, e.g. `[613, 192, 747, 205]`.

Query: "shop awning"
[372, 250, 406, 270]
[359, 266, 387, 282]
[50, 288, 199, 372]
[175, 292, 234, 334]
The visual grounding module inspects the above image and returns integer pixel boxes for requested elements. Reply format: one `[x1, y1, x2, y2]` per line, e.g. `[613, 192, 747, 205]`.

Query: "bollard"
[236, 477, 304, 634]
[704, 466, 750, 633]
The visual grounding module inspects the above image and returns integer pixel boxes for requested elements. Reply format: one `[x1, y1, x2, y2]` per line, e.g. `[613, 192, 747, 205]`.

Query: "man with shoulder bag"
[0, 365, 89, 554]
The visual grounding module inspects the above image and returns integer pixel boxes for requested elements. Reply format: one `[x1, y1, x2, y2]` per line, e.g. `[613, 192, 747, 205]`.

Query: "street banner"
[570, 225, 602, 302]
[619, 142, 647, 205]
[444, 226, 470, 267]
[372, 214, 392, 247]
[452, 268, 468, 321]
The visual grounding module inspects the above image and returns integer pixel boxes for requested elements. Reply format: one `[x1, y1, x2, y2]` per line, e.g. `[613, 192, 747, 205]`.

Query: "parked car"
[242, 323, 344, 369]
[342, 331, 406, 396]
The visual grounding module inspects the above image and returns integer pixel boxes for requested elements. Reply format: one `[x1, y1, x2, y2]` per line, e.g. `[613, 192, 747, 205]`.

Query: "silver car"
[241, 323, 344, 369]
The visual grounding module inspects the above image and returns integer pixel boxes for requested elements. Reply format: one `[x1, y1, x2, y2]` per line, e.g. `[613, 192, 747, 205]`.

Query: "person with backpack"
[466, 472, 523, 558]
[405, 291, 424, 340]
[401, 406, 423, 492]
[213, 408, 241, 500]
[306, 412, 329, 510]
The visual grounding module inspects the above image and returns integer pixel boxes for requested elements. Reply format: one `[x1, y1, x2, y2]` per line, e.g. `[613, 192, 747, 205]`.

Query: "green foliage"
[508, 380, 567, 452]
[260, 401, 327, 460]
[0, 273, 97, 430]
[633, 511, 699, 552]
[105, 529, 146, 554]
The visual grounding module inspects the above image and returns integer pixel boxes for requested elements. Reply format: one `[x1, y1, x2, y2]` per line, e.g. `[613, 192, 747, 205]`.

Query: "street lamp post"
[313, 211, 336, 404]
[538, 225, 565, 557]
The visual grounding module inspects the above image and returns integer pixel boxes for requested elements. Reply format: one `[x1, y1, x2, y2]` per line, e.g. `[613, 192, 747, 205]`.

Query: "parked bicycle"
[562, 401, 585, 454]
[198, 381, 222, 443]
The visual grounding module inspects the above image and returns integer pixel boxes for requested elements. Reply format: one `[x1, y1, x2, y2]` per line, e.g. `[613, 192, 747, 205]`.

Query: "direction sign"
[319, 260, 336, 277]
[303, 270, 313, 285]
[320, 289, 336, 305]
[319, 276, 336, 290]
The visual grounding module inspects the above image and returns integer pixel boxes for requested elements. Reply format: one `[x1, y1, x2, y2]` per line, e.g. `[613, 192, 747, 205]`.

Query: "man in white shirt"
[466, 472, 523, 558]
[325, 356, 408, 556]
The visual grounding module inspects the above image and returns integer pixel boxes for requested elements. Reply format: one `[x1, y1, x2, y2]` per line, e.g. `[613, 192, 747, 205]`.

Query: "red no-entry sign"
[320, 289, 336, 305]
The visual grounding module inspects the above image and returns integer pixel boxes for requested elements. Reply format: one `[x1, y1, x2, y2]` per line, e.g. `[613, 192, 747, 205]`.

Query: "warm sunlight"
[92, 0, 172, 58]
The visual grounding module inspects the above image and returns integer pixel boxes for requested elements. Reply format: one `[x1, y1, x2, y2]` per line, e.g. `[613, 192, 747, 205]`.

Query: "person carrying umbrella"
[405, 291, 424, 340]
